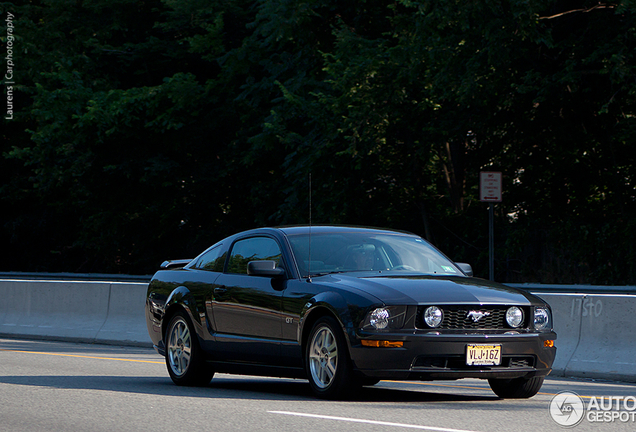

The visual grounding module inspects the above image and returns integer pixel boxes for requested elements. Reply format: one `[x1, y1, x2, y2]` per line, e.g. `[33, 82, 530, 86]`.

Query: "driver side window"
[227, 237, 282, 274]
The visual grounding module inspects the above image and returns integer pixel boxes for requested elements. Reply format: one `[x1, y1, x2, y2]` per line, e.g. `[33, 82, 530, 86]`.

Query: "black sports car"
[145, 226, 556, 399]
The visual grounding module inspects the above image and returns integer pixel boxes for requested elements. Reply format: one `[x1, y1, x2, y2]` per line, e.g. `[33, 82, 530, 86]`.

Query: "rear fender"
[162, 286, 202, 340]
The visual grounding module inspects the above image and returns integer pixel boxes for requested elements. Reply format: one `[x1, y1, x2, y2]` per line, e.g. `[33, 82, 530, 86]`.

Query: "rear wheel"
[488, 376, 544, 398]
[305, 316, 354, 399]
[165, 309, 214, 386]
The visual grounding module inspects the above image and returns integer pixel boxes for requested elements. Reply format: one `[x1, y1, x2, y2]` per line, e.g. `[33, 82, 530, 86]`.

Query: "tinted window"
[288, 232, 460, 277]
[193, 245, 226, 272]
[227, 237, 282, 274]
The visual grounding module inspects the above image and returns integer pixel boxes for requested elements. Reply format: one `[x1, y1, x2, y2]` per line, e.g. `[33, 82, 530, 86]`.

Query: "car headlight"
[363, 306, 406, 330]
[423, 306, 443, 328]
[534, 307, 550, 330]
[506, 306, 524, 328]
[369, 308, 390, 329]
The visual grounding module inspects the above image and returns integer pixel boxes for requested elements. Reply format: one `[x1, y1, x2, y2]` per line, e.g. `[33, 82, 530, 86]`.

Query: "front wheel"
[488, 376, 544, 398]
[305, 316, 354, 399]
[165, 309, 214, 387]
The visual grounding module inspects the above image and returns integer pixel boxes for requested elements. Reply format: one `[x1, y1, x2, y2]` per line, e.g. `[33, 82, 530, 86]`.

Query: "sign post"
[480, 172, 502, 281]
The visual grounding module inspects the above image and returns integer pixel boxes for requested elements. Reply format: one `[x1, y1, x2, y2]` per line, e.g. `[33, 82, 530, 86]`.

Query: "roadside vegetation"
[1, 0, 634, 284]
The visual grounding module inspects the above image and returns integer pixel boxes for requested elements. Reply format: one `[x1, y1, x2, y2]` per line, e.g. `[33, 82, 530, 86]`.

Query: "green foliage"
[1, 0, 635, 283]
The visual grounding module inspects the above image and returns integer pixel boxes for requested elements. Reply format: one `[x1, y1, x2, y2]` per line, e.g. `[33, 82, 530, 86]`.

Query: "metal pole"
[489, 202, 494, 281]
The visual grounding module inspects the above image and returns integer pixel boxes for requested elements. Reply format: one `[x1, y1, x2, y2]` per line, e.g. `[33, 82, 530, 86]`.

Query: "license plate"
[466, 344, 501, 366]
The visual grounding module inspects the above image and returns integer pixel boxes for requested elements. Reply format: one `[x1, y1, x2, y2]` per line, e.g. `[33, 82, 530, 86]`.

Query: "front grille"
[416, 305, 528, 330]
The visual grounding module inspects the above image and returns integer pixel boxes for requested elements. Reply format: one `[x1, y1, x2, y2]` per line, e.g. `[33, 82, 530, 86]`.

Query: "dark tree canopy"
[1, 0, 635, 284]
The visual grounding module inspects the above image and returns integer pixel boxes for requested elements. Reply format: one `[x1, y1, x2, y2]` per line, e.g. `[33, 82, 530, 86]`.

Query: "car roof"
[276, 225, 416, 237]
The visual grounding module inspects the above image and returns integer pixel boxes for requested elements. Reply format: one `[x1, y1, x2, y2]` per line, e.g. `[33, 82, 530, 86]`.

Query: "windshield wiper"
[307, 270, 345, 278]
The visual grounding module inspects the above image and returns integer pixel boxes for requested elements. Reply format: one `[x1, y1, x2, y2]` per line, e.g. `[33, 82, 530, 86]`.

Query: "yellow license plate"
[466, 344, 501, 366]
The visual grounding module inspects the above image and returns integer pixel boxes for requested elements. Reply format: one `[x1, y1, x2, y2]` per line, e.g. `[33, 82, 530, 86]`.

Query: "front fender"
[298, 290, 382, 350]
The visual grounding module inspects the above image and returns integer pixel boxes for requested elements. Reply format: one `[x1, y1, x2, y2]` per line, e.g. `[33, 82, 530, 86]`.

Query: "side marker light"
[361, 340, 404, 348]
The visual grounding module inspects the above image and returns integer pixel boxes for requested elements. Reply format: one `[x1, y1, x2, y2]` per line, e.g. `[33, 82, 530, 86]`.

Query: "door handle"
[214, 287, 227, 295]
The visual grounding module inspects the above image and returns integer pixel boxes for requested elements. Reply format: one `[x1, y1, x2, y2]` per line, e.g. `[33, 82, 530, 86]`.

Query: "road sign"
[480, 171, 502, 202]
[480, 171, 502, 281]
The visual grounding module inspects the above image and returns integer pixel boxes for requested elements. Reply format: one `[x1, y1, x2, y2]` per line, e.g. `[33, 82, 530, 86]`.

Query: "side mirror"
[247, 260, 286, 278]
[455, 263, 473, 277]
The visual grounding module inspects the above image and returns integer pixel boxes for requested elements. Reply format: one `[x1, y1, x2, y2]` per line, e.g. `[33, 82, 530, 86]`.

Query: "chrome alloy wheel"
[308, 325, 339, 389]
[167, 316, 192, 377]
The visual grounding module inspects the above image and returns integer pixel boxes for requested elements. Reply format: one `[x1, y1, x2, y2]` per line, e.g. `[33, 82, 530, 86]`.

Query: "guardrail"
[0, 276, 634, 383]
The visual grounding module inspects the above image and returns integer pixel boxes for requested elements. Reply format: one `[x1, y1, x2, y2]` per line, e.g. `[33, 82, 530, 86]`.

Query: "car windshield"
[287, 232, 461, 278]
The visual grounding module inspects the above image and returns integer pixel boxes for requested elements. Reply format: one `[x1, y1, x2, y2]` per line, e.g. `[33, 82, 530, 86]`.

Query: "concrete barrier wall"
[518, 291, 636, 383]
[94, 282, 150, 344]
[562, 294, 636, 382]
[0, 279, 150, 346]
[1, 278, 635, 383]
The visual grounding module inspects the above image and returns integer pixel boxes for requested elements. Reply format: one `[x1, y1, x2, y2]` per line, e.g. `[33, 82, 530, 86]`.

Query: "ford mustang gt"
[145, 226, 556, 399]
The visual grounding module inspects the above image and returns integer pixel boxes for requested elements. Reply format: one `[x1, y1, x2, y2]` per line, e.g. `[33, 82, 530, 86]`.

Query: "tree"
[1, 0, 634, 283]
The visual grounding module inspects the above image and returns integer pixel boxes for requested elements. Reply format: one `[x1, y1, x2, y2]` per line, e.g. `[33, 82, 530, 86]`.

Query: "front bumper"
[350, 330, 557, 381]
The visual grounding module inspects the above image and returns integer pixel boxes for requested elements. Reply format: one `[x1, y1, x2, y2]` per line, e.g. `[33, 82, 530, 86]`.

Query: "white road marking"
[268, 411, 481, 432]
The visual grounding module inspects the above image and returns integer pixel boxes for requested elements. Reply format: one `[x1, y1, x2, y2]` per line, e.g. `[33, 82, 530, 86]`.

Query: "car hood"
[322, 273, 541, 305]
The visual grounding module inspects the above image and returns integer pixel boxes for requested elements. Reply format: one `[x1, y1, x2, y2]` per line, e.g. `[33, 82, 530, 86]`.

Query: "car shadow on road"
[0, 374, 498, 403]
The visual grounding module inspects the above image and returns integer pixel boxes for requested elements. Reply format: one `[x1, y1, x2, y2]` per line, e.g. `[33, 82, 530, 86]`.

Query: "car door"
[211, 235, 286, 364]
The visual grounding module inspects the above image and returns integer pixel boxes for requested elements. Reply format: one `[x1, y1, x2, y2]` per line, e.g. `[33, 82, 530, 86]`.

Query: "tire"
[305, 316, 354, 399]
[488, 376, 544, 398]
[165, 309, 214, 387]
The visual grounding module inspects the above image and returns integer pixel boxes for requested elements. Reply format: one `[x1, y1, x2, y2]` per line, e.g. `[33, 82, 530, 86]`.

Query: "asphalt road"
[1, 338, 635, 432]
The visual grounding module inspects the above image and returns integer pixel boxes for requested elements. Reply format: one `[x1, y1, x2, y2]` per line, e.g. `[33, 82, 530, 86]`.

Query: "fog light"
[506, 306, 524, 328]
[424, 306, 443, 328]
[544, 340, 554, 348]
